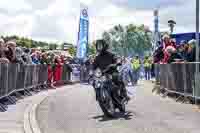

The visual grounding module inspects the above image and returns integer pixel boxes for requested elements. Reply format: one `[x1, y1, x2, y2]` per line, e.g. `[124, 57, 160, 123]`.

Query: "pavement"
[35, 81, 200, 133]
[0, 90, 49, 133]
[1, 81, 200, 133]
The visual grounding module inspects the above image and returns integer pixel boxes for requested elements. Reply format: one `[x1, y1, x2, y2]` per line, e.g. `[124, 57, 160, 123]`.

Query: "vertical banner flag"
[76, 7, 89, 59]
[153, 9, 160, 50]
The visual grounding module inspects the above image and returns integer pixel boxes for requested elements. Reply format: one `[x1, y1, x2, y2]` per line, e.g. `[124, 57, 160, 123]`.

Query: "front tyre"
[98, 100, 115, 117]
[118, 102, 126, 113]
[88, 77, 93, 85]
[98, 88, 115, 117]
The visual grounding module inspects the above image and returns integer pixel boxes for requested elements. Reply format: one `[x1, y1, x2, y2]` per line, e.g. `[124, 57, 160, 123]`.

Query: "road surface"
[36, 81, 200, 133]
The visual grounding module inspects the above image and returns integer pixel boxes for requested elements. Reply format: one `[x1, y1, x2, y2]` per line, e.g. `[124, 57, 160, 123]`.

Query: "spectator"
[60, 55, 65, 63]
[162, 34, 174, 49]
[0, 57, 9, 63]
[120, 58, 133, 86]
[31, 53, 40, 64]
[15, 47, 25, 64]
[22, 48, 32, 64]
[166, 46, 183, 63]
[187, 39, 200, 62]
[46, 53, 56, 89]
[5, 41, 17, 63]
[170, 39, 177, 48]
[0, 38, 10, 63]
[178, 40, 188, 60]
[144, 56, 151, 80]
[0, 38, 5, 58]
[40, 52, 49, 65]
[53, 55, 63, 86]
[153, 45, 164, 63]
[131, 55, 141, 85]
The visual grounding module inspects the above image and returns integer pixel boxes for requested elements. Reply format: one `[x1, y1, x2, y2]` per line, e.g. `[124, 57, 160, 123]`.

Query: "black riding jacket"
[93, 50, 117, 71]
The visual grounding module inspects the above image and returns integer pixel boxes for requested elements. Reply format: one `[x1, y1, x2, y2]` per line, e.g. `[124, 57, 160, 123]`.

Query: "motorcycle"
[92, 64, 127, 117]
[88, 70, 94, 85]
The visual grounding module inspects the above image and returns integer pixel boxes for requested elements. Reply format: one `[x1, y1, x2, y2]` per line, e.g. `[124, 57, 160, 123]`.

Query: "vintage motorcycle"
[92, 64, 128, 117]
[88, 69, 94, 85]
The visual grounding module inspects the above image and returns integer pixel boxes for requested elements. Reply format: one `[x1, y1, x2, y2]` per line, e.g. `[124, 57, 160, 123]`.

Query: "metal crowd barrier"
[71, 64, 81, 82]
[80, 65, 89, 82]
[61, 64, 72, 83]
[155, 63, 200, 99]
[0, 64, 48, 99]
[0, 64, 73, 100]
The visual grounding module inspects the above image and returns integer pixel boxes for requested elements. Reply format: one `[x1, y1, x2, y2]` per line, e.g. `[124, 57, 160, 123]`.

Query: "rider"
[93, 39, 130, 102]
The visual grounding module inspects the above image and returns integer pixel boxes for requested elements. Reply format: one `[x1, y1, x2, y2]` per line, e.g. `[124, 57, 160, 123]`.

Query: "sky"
[0, 0, 197, 44]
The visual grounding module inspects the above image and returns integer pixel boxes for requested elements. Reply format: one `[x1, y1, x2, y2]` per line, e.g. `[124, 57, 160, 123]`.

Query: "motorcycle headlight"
[94, 81, 101, 88]
[96, 82, 101, 88]
[101, 76, 107, 81]
[89, 70, 93, 75]
[94, 69, 102, 78]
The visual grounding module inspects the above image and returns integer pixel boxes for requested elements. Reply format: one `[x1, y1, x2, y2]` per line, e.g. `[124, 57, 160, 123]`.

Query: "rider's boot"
[120, 83, 130, 102]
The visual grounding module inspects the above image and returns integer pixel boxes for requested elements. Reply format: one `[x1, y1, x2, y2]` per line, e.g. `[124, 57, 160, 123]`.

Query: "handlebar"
[103, 63, 120, 74]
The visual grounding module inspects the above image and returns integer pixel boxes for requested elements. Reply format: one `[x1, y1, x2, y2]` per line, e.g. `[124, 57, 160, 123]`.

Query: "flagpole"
[195, 0, 199, 104]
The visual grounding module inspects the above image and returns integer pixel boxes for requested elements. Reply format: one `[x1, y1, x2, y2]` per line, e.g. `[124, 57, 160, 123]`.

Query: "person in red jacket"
[162, 34, 171, 50]
[162, 46, 177, 64]
[53, 55, 63, 86]
[161, 34, 177, 63]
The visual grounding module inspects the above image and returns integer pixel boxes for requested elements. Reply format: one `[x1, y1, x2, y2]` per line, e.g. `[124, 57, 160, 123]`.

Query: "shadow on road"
[92, 111, 133, 122]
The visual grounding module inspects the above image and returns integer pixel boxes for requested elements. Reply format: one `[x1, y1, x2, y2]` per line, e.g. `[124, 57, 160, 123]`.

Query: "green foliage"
[49, 43, 58, 50]
[102, 24, 153, 57]
[0, 35, 73, 50]
[88, 42, 96, 55]
[68, 46, 76, 56]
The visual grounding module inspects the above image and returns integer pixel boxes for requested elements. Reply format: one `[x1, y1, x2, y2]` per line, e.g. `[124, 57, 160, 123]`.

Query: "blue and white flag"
[76, 7, 89, 60]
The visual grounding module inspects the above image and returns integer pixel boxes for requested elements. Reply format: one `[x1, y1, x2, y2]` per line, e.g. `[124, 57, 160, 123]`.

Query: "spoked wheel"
[88, 77, 93, 85]
[118, 100, 126, 113]
[98, 99, 115, 117]
[98, 88, 115, 117]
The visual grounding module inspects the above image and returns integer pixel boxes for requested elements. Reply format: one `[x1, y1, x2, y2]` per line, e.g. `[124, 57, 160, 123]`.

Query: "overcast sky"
[0, 0, 196, 44]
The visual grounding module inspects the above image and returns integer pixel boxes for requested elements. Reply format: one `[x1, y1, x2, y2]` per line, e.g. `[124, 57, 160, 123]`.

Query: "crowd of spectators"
[0, 38, 74, 88]
[0, 38, 74, 65]
[153, 34, 197, 64]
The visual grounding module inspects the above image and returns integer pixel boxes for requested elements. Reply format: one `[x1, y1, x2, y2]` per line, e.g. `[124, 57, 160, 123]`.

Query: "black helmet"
[95, 39, 109, 52]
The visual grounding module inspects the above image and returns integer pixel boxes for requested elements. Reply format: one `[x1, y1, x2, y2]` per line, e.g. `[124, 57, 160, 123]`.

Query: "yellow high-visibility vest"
[131, 59, 140, 70]
[144, 59, 151, 68]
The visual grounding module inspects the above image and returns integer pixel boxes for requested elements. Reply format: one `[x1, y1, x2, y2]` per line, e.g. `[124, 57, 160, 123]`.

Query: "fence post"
[182, 63, 187, 100]
[194, 63, 200, 103]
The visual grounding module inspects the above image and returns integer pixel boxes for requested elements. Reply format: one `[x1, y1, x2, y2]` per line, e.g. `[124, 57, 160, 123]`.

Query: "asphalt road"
[36, 81, 200, 133]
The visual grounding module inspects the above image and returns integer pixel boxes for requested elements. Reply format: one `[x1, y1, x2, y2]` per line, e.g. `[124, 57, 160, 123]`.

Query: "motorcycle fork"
[111, 87, 123, 107]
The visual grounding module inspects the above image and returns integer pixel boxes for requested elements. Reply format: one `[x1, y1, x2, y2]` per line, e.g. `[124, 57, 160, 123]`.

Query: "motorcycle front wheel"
[98, 100, 115, 117]
[98, 88, 115, 117]
[88, 77, 93, 85]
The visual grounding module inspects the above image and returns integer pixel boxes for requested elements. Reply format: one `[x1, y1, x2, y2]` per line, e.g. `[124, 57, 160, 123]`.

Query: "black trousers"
[112, 72, 128, 98]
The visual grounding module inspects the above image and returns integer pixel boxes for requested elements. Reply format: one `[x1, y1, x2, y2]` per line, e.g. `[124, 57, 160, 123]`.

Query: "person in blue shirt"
[31, 53, 40, 64]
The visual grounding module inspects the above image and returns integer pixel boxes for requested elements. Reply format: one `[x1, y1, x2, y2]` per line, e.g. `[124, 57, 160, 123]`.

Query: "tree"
[49, 43, 58, 50]
[88, 42, 96, 55]
[0, 35, 73, 50]
[68, 46, 76, 56]
[102, 24, 152, 57]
